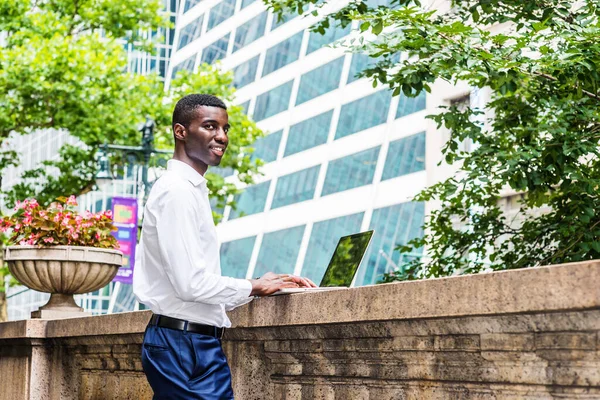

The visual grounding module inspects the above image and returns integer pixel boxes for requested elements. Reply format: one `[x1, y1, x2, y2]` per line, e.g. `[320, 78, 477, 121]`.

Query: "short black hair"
[172, 94, 227, 128]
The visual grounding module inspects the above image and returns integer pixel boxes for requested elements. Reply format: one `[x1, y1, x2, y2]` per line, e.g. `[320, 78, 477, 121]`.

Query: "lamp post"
[94, 117, 171, 206]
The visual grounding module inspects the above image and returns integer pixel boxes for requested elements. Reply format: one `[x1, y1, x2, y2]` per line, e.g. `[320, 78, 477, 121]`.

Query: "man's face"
[177, 106, 229, 171]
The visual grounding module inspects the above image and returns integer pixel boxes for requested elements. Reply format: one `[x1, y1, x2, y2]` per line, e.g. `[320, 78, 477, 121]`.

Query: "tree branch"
[68, 0, 81, 36]
[431, 29, 600, 102]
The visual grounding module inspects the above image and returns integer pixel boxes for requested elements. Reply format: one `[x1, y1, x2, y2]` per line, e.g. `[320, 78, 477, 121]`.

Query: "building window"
[233, 56, 259, 89]
[271, 165, 320, 209]
[209, 166, 234, 178]
[229, 181, 271, 220]
[365, 0, 397, 7]
[253, 80, 293, 121]
[220, 236, 256, 278]
[300, 213, 364, 282]
[382, 132, 426, 181]
[347, 52, 401, 84]
[262, 31, 303, 77]
[171, 54, 196, 80]
[270, 12, 294, 30]
[322, 146, 381, 196]
[167, 0, 179, 13]
[240, 100, 250, 115]
[168, 15, 177, 46]
[207, 0, 235, 31]
[254, 225, 306, 276]
[241, 0, 256, 8]
[233, 12, 267, 52]
[450, 94, 473, 153]
[184, 0, 203, 13]
[347, 53, 375, 84]
[306, 25, 351, 54]
[178, 16, 204, 50]
[201, 34, 230, 65]
[355, 202, 425, 286]
[335, 90, 392, 140]
[284, 110, 333, 157]
[396, 91, 426, 119]
[295, 57, 344, 106]
[252, 130, 282, 163]
[210, 196, 225, 217]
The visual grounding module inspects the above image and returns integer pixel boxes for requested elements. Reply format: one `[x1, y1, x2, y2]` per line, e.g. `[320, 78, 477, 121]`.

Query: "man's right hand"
[249, 272, 317, 297]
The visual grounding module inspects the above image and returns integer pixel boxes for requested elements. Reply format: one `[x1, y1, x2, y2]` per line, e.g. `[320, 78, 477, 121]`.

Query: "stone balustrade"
[1, 260, 600, 399]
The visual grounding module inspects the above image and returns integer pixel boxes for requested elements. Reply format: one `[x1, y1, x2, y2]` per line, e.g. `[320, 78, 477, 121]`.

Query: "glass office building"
[167, 0, 440, 286]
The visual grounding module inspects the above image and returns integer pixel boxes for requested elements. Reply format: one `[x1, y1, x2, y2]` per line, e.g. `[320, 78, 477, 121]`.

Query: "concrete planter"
[4, 246, 123, 319]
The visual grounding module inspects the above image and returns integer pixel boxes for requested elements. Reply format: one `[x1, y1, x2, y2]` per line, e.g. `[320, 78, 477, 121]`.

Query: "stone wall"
[1, 261, 600, 399]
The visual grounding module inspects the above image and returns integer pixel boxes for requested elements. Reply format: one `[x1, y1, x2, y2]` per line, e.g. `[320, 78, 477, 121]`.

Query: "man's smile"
[209, 145, 226, 157]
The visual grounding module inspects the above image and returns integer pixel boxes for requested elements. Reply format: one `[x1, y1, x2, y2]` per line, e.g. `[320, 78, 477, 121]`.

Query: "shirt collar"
[167, 159, 207, 187]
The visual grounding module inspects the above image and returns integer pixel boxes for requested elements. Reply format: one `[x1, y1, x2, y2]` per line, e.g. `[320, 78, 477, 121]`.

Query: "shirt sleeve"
[224, 295, 254, 311]
[154, 184, 252, 305]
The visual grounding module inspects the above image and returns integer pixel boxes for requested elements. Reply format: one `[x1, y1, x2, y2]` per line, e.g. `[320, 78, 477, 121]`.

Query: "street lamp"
[95, 147, 113, 188]
[94, 117, 172, 205]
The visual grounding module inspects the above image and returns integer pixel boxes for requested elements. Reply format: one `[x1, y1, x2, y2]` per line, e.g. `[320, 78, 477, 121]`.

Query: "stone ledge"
[1, 261, 600, 400]
[0, 319, 46, 339]
[229, 260, 600, 328]
[0, 310, 152, 339]
[1, 260, 599, 337]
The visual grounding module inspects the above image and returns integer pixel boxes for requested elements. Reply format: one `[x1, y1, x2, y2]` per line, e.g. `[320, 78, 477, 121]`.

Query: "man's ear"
[173, 123, 187, 141]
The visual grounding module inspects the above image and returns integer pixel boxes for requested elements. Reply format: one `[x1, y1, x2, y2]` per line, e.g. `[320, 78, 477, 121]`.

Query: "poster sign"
[111, 197, 138, 284]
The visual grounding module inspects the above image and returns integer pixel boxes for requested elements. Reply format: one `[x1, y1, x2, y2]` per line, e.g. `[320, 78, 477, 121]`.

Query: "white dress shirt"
[133, 159, 253, 327]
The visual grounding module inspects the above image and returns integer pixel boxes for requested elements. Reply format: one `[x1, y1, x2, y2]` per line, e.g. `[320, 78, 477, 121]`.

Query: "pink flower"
[4, 197, 117, 249]
[18, 199, 35, 210]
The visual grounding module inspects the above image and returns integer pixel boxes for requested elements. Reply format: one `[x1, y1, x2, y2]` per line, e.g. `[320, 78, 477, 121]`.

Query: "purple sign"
[111, 197, 138, 284]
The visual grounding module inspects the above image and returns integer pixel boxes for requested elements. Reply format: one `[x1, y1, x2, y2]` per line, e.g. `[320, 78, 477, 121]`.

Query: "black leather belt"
[149, 314, 225, 339]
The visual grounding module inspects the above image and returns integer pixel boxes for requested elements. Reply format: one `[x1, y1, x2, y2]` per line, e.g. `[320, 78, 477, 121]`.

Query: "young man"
[133, 94, 315, 399]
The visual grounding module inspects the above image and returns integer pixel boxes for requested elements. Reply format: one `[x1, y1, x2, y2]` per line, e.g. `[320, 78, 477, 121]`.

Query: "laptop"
[273, 230, 374, 295]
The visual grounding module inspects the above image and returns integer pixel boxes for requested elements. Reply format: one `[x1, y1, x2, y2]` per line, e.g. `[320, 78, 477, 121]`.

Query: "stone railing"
[1, 260, 600, 399]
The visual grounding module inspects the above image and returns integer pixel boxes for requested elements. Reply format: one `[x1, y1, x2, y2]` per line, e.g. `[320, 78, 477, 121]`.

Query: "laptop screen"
[319, 230, 374, 287]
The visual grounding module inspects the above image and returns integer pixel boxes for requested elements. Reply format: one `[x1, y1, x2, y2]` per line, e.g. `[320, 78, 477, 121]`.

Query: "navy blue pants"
[141, 324, 234, 399]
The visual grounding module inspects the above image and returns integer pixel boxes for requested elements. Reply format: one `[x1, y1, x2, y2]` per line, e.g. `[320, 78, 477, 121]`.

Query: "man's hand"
[249, 272, 317, 297]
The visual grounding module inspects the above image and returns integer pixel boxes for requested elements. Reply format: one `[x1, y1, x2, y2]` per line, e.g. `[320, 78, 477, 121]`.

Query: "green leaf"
[372, 19, 383, 35]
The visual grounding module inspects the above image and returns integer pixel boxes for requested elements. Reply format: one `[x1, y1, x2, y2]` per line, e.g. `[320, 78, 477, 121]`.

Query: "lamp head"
[95, 147, 113, 189]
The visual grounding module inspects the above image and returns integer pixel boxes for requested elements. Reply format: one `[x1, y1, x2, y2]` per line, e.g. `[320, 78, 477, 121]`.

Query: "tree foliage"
[266, 0, 600, 277]
[0, 0, 263, 224]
